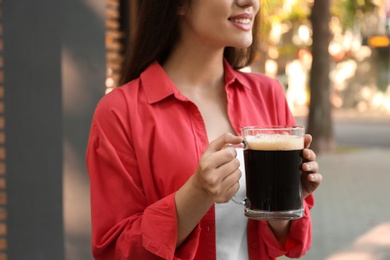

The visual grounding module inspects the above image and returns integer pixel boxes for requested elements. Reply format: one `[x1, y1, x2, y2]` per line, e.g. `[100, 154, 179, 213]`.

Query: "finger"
[307, 173, 322, 183]
[219, 158, 241, 179]
[302, 148, 316, 162]
[304, 134, 312, 149]
[202, 147, 238, 172]
[215, 181, 240, 203]
[223, 181, 240, 203]
[207, 168, 241, 202]
[302, 173, 323, 197]
[302, 161, 319, 172]
[219, 169, 242, 203]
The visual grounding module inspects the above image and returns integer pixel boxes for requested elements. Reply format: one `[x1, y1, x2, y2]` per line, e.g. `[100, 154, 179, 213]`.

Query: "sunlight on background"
[262, 0, 390, 115]
[62, 48, 91, 115]
[83, 0, 105, 20]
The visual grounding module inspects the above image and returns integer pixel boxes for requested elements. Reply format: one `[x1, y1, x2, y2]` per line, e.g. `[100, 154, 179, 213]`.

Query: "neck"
[162, 39, 225, 91]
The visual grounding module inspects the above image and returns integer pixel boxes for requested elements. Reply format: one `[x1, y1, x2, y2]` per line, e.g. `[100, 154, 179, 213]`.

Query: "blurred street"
[289, 109, 390, 260]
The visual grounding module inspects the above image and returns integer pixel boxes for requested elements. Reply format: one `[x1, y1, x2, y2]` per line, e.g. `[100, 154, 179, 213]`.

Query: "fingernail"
[306, 163, 311, 170]
[310, 174, 316, 181]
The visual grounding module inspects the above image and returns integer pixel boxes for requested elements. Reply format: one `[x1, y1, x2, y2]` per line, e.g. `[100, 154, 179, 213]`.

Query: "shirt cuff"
[258, 195, 314, 258]
[141, 192, 201, 259]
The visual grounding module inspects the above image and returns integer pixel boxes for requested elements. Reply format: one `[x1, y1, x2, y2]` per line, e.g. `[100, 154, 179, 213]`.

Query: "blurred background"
[1, 0, 390, 259]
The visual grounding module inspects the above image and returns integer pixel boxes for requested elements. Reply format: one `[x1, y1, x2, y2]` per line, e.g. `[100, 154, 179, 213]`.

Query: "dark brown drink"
[243, 135, 303, 216]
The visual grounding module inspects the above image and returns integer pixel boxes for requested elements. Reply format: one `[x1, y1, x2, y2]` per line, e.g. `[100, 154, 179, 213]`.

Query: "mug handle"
[225, 140, 249, 206]
[231, 195, 248, 206]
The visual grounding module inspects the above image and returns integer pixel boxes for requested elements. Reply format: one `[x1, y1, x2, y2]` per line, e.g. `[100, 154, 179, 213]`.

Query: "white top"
[215, 148, 249, 260]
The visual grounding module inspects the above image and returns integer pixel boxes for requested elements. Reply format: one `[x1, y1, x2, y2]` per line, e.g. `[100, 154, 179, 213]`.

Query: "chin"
[234, 41, 253, 49]
[232, 37, 253, 49]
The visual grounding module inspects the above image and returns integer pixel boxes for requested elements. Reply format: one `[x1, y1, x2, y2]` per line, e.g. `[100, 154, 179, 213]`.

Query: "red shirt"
[86, 61, 314, 260]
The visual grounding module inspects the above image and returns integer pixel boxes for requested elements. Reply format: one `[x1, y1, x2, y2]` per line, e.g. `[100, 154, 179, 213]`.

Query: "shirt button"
[251, 242, 258, 248]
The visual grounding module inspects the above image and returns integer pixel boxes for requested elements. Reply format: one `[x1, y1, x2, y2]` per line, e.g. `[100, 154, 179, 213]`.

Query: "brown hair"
[119, 0, 260, 85]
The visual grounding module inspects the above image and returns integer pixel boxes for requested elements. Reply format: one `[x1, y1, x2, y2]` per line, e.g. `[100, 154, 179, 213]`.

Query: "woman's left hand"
[301, 134, 322, 198]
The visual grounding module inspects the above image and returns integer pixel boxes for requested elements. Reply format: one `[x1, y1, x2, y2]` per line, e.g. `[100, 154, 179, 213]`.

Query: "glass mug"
[232, 126, 305, 220]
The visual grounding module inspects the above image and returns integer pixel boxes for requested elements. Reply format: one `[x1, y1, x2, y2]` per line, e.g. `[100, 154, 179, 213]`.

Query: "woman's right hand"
[175, 133, 244, 247]
[193, 133, 244, 203]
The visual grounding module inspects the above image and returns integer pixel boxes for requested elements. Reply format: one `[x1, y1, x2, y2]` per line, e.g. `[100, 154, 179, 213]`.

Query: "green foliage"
[259, 0, 284, 40]
[259, 0, 311, 45]
[257, 0, 377, 59]
[331, 0, 356, 30]
[261, 0, 310, 24]
[278, 44, 300, 56]
[331, 0, 377, 31]
[261, 0, 377, 34]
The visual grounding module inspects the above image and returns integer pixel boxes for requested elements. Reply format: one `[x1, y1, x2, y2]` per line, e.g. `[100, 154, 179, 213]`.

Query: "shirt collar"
[140, 61, 183, 104]
[223, 59, 252, 90]
[141, 60, 251, 104]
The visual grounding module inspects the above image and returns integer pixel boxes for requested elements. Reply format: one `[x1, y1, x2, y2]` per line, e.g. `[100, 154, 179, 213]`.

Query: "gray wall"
[3, 0, 105, 259]
[62, 0, 106, 259]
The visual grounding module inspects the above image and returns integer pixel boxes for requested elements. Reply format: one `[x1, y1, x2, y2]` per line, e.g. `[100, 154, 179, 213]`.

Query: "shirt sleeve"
[86, 91, 200, 260]
[255, 195, 314, 258]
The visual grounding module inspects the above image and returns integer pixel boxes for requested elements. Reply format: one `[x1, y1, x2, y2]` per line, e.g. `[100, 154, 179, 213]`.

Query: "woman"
[86, 0, 322, 259]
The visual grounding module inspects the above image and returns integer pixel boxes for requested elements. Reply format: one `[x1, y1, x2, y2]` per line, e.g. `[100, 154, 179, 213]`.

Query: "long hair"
[119, 0, 260, 85]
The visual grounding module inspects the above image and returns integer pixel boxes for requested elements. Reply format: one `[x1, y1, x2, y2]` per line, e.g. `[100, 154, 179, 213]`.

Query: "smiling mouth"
[229, 18, 251, 25]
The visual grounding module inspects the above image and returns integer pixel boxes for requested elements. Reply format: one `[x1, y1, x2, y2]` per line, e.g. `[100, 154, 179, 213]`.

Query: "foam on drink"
[246, 134, 303, 151]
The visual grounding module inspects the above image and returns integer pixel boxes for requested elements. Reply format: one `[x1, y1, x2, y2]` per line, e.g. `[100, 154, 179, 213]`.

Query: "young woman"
[86, 0, 322, 259]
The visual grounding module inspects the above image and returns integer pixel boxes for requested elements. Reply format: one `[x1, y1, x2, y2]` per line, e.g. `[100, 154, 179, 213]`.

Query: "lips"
[228, 13, 253, 31]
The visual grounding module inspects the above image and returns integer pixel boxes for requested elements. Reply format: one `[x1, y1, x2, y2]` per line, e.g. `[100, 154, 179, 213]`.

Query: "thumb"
[207, 133, 243, 153]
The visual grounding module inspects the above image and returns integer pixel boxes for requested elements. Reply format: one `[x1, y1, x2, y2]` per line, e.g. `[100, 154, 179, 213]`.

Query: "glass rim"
[240, 125, 304, 131]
